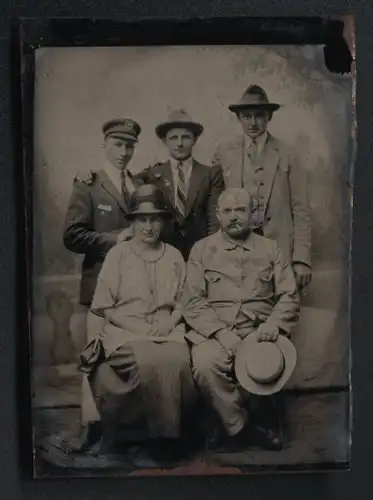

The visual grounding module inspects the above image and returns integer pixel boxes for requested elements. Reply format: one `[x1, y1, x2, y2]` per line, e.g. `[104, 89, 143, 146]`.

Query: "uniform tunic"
[63, 168, 143, 306]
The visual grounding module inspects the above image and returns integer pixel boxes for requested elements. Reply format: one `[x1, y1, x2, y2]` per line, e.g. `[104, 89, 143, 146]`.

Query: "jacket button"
[266, 215, 271, 221]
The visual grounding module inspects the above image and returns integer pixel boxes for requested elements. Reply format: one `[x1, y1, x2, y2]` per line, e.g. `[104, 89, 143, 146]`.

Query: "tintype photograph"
[19, 17, 354, 477]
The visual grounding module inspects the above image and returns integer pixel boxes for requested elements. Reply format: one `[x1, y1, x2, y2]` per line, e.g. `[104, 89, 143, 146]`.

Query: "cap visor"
[105, 132, 138, 142]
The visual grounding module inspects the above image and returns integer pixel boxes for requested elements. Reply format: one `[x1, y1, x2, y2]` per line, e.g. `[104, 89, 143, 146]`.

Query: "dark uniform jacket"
[136, 160, 225, 260]
[63, 169, 143, 306]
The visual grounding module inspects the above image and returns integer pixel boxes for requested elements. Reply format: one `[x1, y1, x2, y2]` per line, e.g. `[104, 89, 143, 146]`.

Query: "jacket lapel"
[260, 134, 280, 213]
[157, 161, 175, 206]
[185, 161, 206, 216]
[98, 170, 129, 213]
[222, 135, 245, 188]
[154, 162, 183, 223]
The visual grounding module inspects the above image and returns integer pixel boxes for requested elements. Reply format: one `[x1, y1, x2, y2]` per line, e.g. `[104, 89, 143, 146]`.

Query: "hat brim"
[228, 103, 281, 113]
[105, 132, 138, 143]
[155, 121, 204, 139]
[126, 209, 171, 219]
[234, 334, 297, 396]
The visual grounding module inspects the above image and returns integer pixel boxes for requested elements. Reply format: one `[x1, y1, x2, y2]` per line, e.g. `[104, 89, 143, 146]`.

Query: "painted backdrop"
[32, 46, 353, 391]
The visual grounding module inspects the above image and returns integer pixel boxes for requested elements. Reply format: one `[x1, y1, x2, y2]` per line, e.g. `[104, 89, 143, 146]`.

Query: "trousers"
[191, 338, 248, 436]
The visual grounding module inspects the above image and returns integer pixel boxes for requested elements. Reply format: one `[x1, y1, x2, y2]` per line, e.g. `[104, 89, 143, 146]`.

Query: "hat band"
[241, 95, 270, 105]
[128, 201, 167, 216]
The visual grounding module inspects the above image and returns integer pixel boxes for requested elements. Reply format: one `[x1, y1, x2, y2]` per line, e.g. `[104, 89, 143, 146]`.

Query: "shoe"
[130, 446, 169, 469]
[130, 440, 186, 469]
[67, 422, 102, 453]
[249, 424, 283, 451]
[208, 423, 251, 452]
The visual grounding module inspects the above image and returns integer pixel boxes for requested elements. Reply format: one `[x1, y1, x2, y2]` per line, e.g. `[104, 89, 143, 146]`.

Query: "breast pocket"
[94, 203, 118, 231]
[258, 266, 273, 282]
[255, 265, 274, 295]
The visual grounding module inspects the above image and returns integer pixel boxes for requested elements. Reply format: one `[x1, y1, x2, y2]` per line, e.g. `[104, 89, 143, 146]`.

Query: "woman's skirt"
[88, 340, 196, 439]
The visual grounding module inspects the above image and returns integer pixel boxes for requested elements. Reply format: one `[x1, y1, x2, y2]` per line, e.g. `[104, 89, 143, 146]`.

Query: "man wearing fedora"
[182, 188, 300, 450]
[63, 118, 143, 446]
[136, 109, 225, 260]
[213, 85, 312, 291]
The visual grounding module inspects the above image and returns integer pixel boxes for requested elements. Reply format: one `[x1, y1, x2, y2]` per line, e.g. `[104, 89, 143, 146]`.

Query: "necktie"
[120, 170, 129, 204]
[175, 162, 187, 217]
[247, 139, 258, 162]
[247, 140, 263, 227]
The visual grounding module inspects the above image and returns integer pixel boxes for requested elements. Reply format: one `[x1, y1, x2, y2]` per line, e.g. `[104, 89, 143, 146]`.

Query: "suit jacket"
[63, 169, 143, 306]
[136, 160, 225, 260]
[213, 133, 311, 267]
[182, 231, 300, 346]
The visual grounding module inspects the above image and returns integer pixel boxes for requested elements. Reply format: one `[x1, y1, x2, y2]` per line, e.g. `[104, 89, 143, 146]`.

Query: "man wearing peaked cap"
[64, 118, 142, 307]
[213, 84, 312, 291]
[136, 109, 225, 260]
[63, 118, 144, 442]
[102, 118, 141, 142]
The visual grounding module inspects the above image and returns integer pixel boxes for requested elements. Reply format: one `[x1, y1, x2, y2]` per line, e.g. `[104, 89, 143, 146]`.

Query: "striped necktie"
[175, 161, 187, 217]
[120, 170, 129, 204]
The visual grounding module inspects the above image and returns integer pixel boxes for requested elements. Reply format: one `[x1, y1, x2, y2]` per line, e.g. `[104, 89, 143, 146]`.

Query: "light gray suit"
[213, 133, 311, 267]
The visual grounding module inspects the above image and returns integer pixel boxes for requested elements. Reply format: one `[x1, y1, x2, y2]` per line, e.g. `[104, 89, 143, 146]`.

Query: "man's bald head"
[216, 188, 252, 239]
[217, 188, 252, 211]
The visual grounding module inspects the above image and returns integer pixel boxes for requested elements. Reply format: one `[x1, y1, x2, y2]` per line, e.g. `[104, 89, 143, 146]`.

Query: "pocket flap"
[258, 266, 273, 282]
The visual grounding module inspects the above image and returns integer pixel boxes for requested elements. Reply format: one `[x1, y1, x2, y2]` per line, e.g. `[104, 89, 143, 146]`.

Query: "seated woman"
[80, 184, 196, 467]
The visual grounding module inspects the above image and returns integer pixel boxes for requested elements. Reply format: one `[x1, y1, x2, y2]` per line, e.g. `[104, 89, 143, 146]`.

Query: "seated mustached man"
[181, 188, 300, 450]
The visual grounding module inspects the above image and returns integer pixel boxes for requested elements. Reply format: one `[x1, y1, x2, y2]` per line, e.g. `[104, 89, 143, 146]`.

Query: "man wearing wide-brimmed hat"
[136, 109, 225, 260]
[182, 188, 300, 451]
[213, 85, 312, 291]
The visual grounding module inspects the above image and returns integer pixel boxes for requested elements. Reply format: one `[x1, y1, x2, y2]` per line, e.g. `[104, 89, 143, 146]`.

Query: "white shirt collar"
[104, 161, 121, 185]
[170, 156, 194, 171]
[103, 161, 135, 193]
[245, 131, 268, 154]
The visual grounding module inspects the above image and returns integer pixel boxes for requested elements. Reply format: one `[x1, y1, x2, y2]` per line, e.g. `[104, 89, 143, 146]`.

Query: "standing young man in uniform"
[63, 118, 143, 448]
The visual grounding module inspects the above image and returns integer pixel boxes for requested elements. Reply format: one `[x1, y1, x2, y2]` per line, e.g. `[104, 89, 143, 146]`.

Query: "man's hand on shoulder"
[116, 227, 133, 244]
